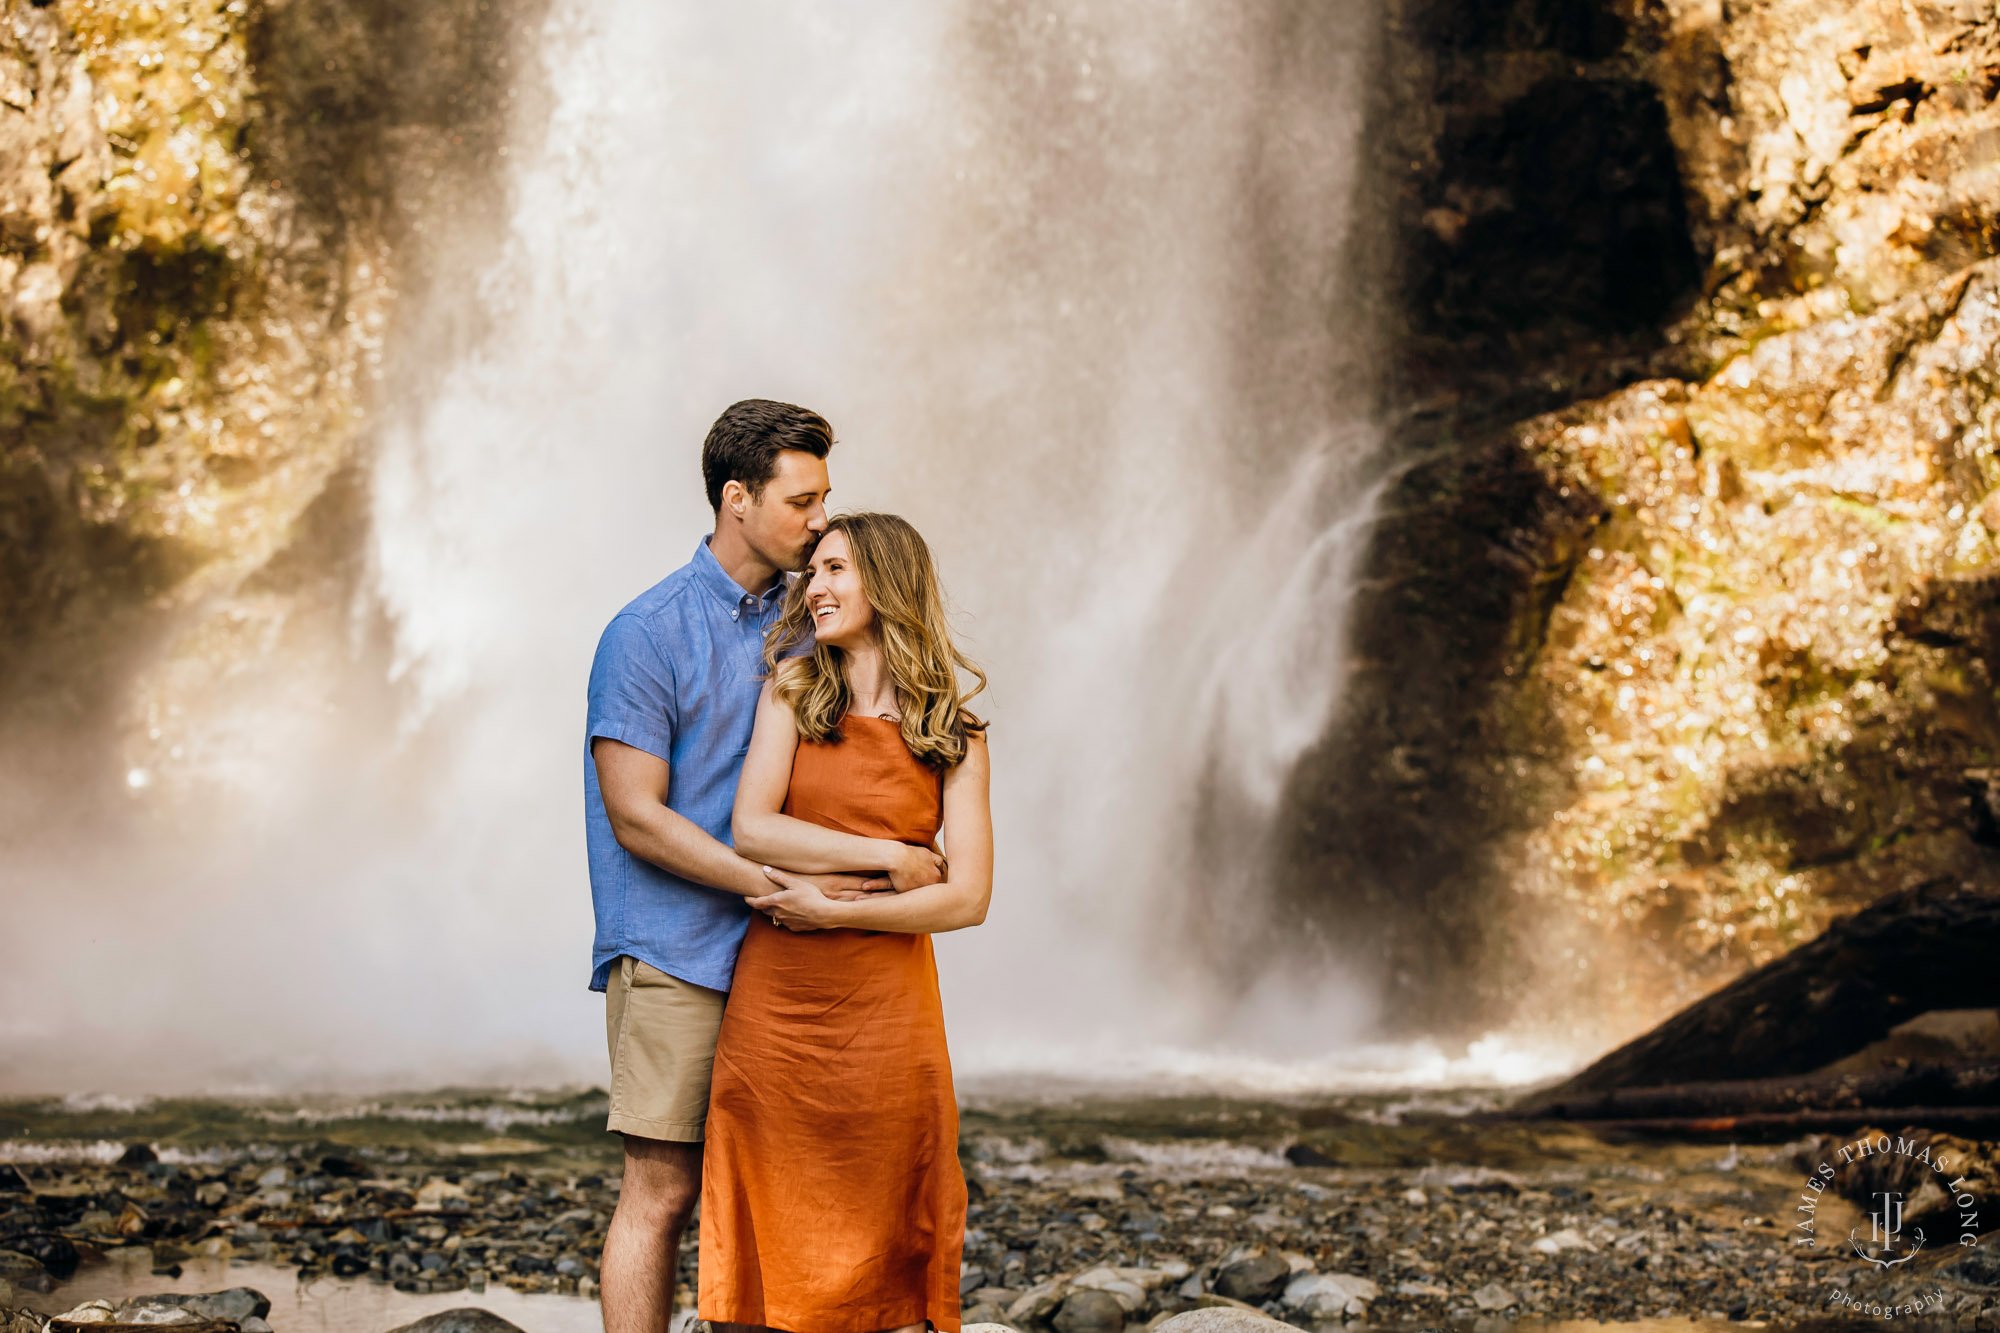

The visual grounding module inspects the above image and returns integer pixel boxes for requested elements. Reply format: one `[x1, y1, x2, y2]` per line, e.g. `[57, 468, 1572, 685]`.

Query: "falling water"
[368, 0, 1395, 1084]
[2, 2, 1572, 1094]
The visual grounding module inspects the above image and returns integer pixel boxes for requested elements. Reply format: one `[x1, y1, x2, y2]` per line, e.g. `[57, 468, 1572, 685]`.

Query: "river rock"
[414, 1179, 471, 1212]
[1529, 1228, 1596, 1255]
[1005, 1281, 1066, 1326]
[1052, 1288, 1125, 1333]
[0, 1305, 44, 1333]
[963, 1325, 1022, 1333]
[1068, 1267, 1148, 1312]
[1280, 1272, 1379, 1319]
[1472, 1284, 1518, 1311]
[51, 1303, 113, 1325]
[1153, 1310, 1295, 1333]
[1213, 1254, 1290, 1304]
[384, 1311, 527, 1333]
[116, 1290, 270, 1325]
[0, 1254, 49, 1296]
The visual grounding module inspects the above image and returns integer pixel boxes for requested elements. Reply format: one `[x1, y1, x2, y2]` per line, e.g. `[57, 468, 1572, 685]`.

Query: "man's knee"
[616, 1136, 701, 1229]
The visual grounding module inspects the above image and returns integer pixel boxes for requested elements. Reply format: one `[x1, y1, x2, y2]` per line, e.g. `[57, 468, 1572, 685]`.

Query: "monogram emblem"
[1850, 1190, 1926, 1268]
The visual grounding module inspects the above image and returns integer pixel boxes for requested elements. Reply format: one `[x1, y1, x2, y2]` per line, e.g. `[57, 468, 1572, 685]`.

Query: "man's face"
[739, 449, 831, 572]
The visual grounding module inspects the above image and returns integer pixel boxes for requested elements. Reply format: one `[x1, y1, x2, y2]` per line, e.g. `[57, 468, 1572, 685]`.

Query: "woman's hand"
[749, 866, 849, 931]
[886, 842, 946, 892]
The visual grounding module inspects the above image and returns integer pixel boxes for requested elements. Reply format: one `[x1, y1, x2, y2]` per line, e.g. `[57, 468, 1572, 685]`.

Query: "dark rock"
[1214, 1254, 1291, 1305]
[384, 1311, 527, 1333]
[1946, 1245, 2000, 1289]
[1053, 1289, 1126, 1333]
[10, 1237, 76, 1280]
[319, 1156, 365, 1178]
[959, 1267, 987, 1297]
[1283, 1143, 1335, 1167]
[0, 1167, 27, 1194]
[1515, 882, 2000, 1110]
[116, 1145, 157, 1167]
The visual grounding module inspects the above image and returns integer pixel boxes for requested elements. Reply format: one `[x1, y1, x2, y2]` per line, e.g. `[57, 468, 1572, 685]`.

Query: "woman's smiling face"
[804, 528, 875, 648]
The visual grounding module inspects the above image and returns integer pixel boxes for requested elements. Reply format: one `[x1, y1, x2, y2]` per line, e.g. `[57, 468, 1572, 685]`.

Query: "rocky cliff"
[0, 0, 520, 788]
[1281, 0, 2000, 1039]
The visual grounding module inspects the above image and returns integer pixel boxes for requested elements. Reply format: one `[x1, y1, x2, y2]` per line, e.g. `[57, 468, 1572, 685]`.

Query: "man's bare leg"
[601, 1135, 701, 1333]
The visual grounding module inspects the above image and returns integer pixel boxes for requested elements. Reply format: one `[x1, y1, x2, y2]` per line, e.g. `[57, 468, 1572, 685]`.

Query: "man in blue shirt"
[586, 399, 933, 1333]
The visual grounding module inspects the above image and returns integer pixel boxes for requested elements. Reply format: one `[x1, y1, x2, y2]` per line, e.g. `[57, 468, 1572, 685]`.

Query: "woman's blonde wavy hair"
[762, 512, 986, 768]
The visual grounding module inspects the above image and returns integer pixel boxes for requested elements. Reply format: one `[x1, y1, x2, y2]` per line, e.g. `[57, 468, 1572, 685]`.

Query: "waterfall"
[1, 1, 1500, 1093]
[370, 0, 1393, 1082]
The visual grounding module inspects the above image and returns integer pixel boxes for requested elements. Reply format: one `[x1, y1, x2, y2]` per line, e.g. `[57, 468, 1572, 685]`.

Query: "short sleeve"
[587, 613, 678, 762]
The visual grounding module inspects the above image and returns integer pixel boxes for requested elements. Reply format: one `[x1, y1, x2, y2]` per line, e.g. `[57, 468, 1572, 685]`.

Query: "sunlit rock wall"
[1284, 0, 2000, 1038]
[0, 0, 519, 785]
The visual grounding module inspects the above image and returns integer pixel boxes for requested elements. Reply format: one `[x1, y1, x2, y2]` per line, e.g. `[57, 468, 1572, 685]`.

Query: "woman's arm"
[733, 683, 945, 890]
[751, 733, 992, 934]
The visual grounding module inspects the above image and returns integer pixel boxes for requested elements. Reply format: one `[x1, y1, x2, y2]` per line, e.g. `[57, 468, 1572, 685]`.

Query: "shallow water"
[22, 1250, 608, 1333]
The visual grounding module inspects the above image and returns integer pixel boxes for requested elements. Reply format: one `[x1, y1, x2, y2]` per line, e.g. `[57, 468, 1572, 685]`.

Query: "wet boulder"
[1213, 1253, 1290, 1304]
[116, 1291, 270, 1326]
[1052, 1289, 1125, 1333]
[1280, 1272, 1379, 1320]
[1153, 1310, 1297, 1333]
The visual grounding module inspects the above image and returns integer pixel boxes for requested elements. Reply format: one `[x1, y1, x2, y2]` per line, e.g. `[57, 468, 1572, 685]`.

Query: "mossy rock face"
[1, 0, 367, 671]
[1273, 0, 2000, 1039]
[1297, 262, 2000, 1036]
[0, 0, 522, 767]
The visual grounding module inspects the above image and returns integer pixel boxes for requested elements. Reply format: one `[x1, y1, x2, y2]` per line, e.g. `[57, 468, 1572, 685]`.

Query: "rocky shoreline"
[5, 1100, 2000, 1332]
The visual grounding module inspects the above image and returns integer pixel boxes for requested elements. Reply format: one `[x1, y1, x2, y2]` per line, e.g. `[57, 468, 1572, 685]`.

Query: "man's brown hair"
[700, 399, 835, 512]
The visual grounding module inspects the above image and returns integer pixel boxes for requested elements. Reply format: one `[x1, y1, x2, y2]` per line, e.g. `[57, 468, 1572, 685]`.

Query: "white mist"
[2, 1, 1416, 1093]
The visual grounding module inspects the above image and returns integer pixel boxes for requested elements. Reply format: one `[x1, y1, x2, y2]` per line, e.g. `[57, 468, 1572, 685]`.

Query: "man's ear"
[720, 478, 748, 518]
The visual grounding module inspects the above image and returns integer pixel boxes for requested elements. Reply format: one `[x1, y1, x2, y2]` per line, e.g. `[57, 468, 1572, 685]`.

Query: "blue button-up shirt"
[584, 537, 789, 993]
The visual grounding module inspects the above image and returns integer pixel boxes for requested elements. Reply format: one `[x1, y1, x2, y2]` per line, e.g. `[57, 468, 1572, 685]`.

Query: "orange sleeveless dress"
[699, 716, 965, 1333]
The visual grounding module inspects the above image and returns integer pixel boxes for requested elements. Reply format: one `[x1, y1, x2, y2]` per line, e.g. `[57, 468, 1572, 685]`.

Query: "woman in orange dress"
[701, 512, 993, 1333]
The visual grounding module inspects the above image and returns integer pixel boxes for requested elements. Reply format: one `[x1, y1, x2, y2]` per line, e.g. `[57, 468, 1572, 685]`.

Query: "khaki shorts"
[604, 956, 727, 1141]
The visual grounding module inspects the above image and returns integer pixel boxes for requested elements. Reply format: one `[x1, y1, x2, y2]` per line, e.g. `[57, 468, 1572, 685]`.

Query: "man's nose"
[806, 503, 828, 533]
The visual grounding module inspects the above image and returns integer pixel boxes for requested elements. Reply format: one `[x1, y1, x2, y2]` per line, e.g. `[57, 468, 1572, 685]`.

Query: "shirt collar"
[693, 535, 784, 615]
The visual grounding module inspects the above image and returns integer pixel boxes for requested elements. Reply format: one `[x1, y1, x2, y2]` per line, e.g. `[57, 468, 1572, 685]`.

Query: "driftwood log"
[1507, 878, 2000, 1124]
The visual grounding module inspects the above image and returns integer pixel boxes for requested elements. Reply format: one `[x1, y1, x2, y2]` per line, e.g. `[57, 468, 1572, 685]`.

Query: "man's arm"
[594, 738, 885, 899]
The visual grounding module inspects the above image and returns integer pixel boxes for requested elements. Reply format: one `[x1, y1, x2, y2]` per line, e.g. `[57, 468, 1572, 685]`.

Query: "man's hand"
[796, 870, 892, 900]
[749, 867, 849, 931]
[887, 843, 947, 893]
